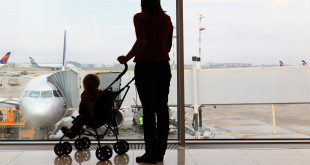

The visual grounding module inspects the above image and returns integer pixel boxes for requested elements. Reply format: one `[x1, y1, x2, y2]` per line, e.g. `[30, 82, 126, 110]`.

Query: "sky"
[0, 0, 310, 66]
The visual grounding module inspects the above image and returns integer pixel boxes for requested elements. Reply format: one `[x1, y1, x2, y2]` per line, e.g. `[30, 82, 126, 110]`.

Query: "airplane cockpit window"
[41, 91, 53, 98]
[57, 90, 63, 97]
[53, 90, 60, 98]
[23, 90, 29, 98]
[29, 91, 40, 98]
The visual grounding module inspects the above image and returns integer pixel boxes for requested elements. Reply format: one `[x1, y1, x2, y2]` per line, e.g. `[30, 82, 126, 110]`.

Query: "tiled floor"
[1, 147, 310, 165]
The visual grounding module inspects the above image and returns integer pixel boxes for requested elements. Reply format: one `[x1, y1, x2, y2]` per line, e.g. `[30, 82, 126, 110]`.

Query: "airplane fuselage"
[0, 64, 8, 68]
[19, 74, 67, 127]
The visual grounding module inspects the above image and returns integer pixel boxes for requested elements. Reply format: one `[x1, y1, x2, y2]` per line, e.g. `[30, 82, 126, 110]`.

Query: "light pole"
[172, 36, 177, 70]
[198, 14, 205, 69]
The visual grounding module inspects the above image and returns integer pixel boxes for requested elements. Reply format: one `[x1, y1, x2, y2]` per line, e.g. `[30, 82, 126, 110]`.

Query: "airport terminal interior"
[1, 0, 310, 164]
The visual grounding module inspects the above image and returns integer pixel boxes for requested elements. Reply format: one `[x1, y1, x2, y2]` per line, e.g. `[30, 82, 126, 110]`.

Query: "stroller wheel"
[113, 141, 127, 155]
[63, 142, 72, 155]
[96, 146, 113, 161]
[74, 138, 84, 151]
[120, 140, 129, 153]
[82, 137, 91, 149]
[54, 143, 64, 157]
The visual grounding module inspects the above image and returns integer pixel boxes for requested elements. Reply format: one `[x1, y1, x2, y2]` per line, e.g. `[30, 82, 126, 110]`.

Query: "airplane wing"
[0, 97, 19, 106]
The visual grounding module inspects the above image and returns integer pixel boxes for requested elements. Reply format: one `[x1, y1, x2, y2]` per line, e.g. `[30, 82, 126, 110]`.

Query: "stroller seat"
[54, 63, 134, 161]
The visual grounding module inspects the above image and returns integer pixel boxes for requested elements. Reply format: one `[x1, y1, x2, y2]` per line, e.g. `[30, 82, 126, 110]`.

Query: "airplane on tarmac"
[0, 31, 124, 130]
[279, 61, 284, 66]
[0, 52, 11, 68]
[29, 57, 74, 71]
[0, 32, 69, 127]
[302, 60, 308, 66]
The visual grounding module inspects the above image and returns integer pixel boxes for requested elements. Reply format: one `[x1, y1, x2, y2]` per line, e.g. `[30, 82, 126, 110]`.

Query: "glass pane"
[0, 0, 177, 140]
[184, 0, 310, 139]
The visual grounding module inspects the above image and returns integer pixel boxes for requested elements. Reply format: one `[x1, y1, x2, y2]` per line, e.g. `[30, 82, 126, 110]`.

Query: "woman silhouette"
[117, 0, 173, 163]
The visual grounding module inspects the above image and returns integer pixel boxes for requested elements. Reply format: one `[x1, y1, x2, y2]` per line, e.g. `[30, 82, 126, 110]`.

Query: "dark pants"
[135, 61, 171, 158]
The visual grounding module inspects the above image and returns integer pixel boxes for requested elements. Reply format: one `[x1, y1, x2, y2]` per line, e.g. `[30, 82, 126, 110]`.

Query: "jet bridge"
[47, 69, 122, 110]
[47, 68, 86, 109]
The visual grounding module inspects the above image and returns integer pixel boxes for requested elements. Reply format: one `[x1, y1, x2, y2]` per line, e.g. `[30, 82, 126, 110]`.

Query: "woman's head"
[83, 74, 100, 90]
[141, 0, 163, 13]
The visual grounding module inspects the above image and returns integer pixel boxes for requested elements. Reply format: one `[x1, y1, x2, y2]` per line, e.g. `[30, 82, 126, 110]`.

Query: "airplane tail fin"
[279, 61, 284, 66]
[29, 57, 40, 66]
[302, 60, 307, 66]
[0, 52, 11, 64]
[62, 30, 67, 71]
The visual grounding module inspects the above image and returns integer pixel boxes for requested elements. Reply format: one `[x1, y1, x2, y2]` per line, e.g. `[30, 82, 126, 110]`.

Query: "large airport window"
[183, 0, 310, 139]
[0, 1, 177, 141]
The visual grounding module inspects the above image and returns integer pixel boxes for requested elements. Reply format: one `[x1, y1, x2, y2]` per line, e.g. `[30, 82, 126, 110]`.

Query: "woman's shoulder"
[134, 12, 145, 18]
[163, 12, 171, 21]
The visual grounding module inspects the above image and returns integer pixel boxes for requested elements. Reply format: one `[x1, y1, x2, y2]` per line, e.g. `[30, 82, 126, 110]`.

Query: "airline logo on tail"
[302, 60, 307, 66]
[29, 57, 40, 66]
[279, 61, 284, 66]
[0, 52, 11, 64]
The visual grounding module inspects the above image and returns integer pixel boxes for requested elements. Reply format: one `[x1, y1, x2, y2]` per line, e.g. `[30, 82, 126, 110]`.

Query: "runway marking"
[51, 120, 62, 137]
[221, 125, 255, 128]
[294, 128, 310, 131]
[296, 136, 310, 138]
[224, 133, 255, 136]
[272, 104, 277, 134]
[269, 134, 281, 137]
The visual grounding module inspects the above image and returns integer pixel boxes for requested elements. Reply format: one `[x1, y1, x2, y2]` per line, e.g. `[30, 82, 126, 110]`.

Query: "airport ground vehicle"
[8, 78, 20, 86]
[54, 64, 135, 161]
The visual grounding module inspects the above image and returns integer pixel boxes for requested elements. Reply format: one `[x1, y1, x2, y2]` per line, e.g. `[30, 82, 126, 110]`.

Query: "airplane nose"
[21, 98, 66, 127]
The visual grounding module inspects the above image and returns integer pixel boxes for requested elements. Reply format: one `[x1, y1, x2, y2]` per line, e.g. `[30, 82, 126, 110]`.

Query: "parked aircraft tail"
[0, 52, 11, 64]
[279, 61, 284, 66]
[62, 30, 67, 71]
[302, 60, 307, 66]
[29, 57, 40, 67]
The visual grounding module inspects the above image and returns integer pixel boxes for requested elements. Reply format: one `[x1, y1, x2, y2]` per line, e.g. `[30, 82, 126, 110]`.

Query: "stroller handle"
[106, 63, 128, 90]
[116, 63, 128, 80]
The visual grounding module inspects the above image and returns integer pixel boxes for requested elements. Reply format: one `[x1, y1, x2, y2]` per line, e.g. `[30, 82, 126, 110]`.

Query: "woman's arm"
[118, 38, 146, 64]
[166, 22, 173, 52]
[118, 14, 146, 64]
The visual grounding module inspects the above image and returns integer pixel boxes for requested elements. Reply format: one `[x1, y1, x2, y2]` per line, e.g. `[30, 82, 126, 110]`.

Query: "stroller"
[54, 63, 135, 161]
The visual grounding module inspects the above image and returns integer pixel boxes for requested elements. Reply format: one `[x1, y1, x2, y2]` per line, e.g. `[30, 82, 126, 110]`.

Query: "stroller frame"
[54, 63, 135, 161]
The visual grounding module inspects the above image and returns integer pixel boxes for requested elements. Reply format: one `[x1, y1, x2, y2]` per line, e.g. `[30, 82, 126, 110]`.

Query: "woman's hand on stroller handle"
[117, 55, 128, 64]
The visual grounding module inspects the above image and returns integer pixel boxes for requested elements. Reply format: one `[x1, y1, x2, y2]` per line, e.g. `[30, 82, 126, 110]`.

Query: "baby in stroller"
[61, 74, 102, 138]
[54, 64, 132, 160]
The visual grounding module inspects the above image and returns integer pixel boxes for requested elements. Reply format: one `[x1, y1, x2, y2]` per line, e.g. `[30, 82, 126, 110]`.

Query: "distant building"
[204, 63, 252, 68]
[67, 61, 81, 68]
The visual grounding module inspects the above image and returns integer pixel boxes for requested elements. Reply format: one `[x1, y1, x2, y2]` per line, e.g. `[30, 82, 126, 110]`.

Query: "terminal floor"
[1, 143, 310, 165]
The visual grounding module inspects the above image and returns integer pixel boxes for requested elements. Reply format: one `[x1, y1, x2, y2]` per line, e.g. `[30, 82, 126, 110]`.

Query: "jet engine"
[115, 110, 125, 127]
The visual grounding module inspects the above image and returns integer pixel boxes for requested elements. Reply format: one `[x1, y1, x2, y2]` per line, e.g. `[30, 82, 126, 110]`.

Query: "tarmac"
[1, 68, 310, 140]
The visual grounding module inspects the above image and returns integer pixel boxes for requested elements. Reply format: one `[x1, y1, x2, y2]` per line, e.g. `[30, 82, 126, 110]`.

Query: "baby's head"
[83, 74, 100, 90]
